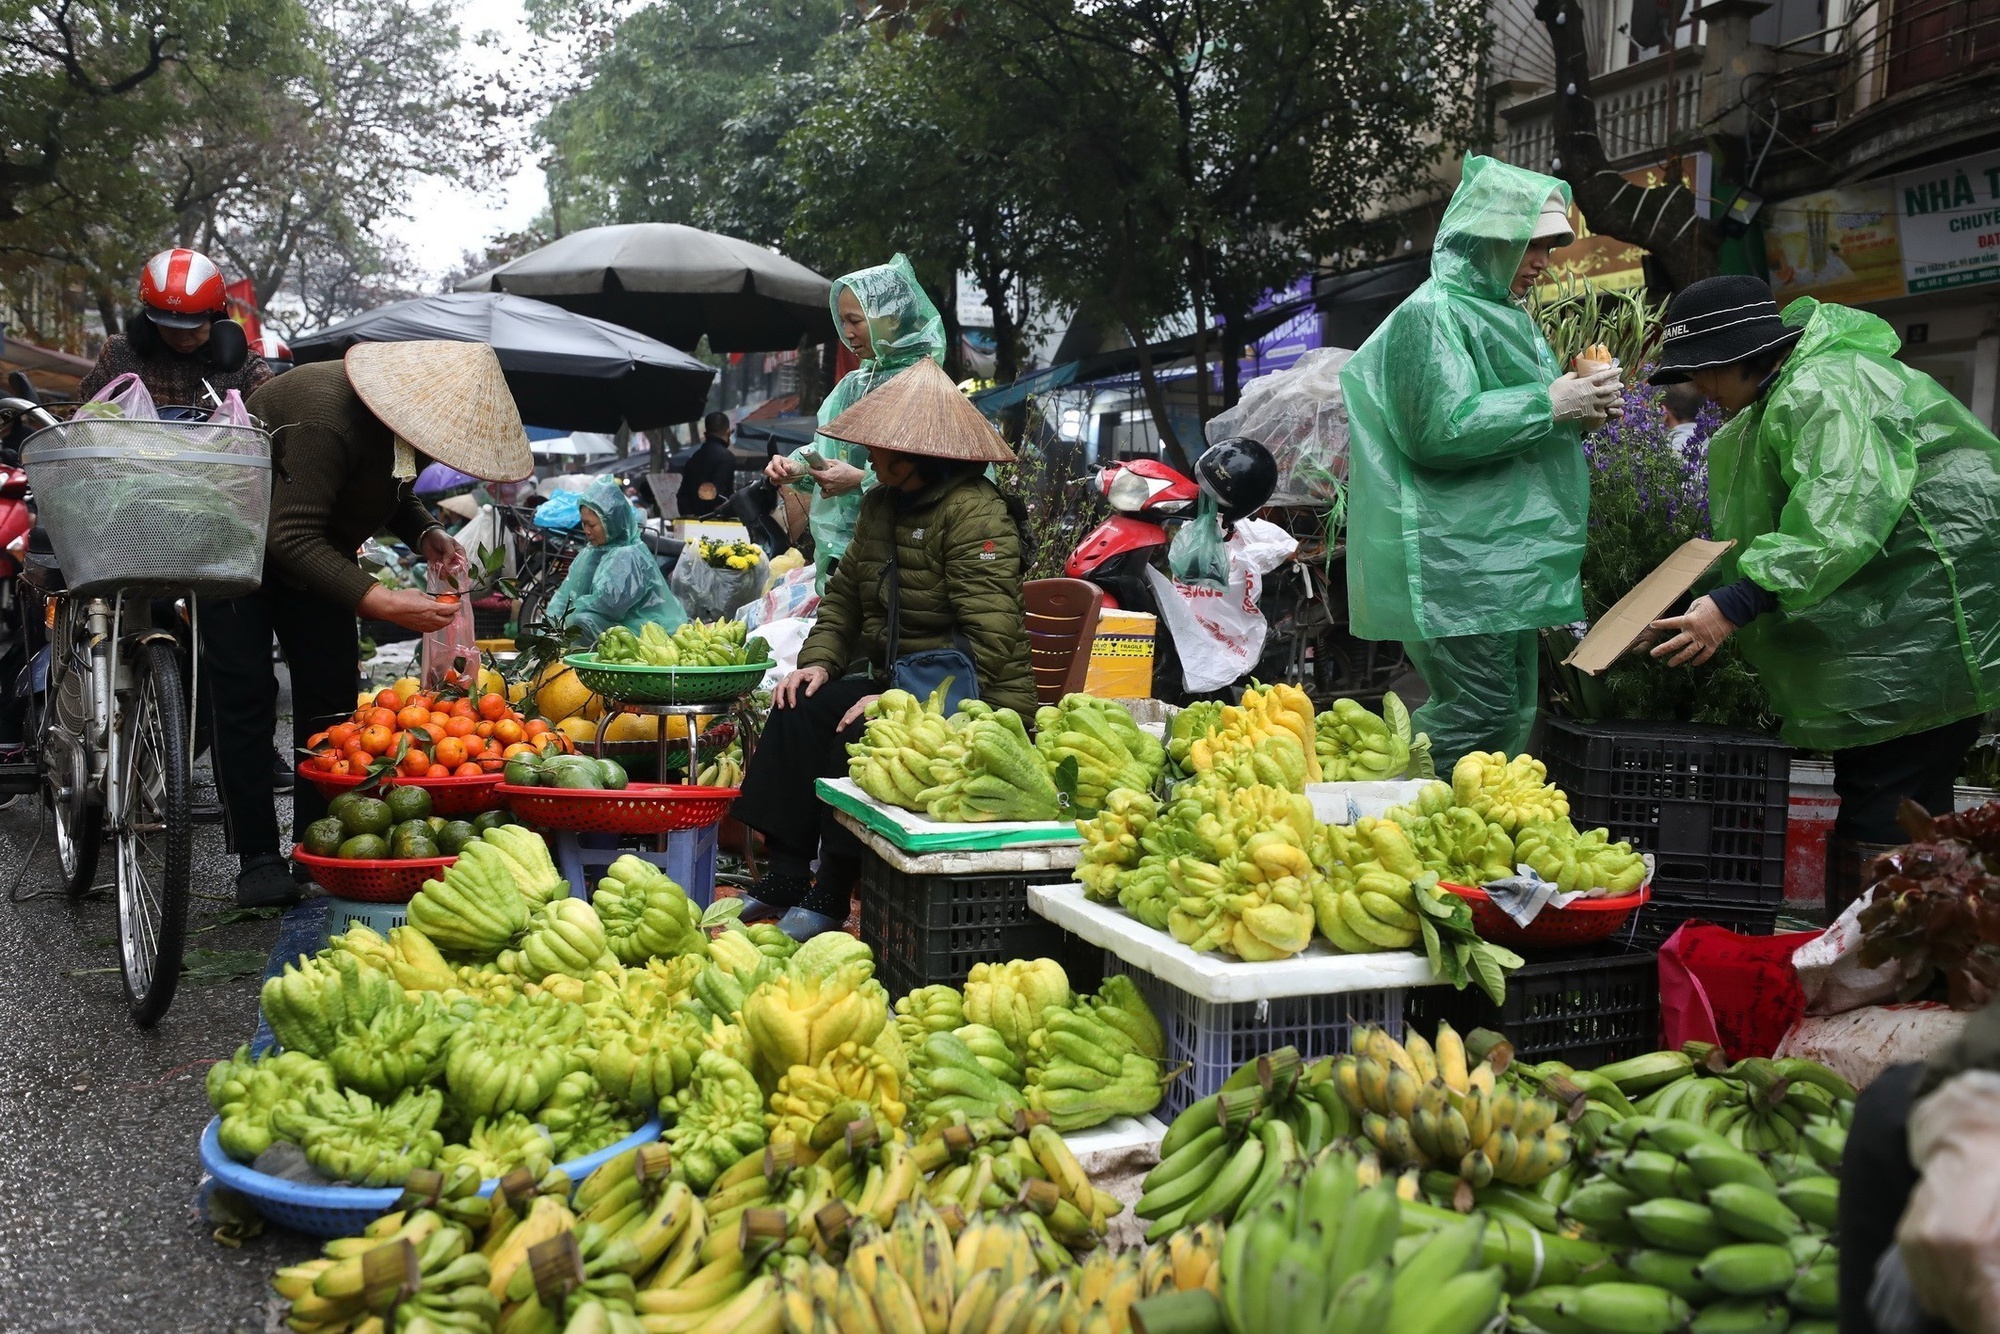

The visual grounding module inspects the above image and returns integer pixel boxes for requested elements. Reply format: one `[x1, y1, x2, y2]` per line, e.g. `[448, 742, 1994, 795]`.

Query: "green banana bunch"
[665, 1049, 767, 1189]
[535, 1070, 636, 1160]
[963, 958, 1072, 1049]
[1315, 692, 1424, 781]
[845, 682, 964, 811]
[443, 994, 582, 1121]
[591, 856, 706, 965]
[326, 990, 461, 1100]
[1451, 751, 1571, 833]
[1513, 820, 1648, 896]
[207, 1045, 336, 1162]
[269, 1085, 445, 1187]
[1034, 693, 1166, 810]
[918, 707, 1062, 823]
[499, 897, 619, 981]
[436, 1111, 557, 1182]
[259, 949, 403, 1059]
[1075, 788, 1160, 901]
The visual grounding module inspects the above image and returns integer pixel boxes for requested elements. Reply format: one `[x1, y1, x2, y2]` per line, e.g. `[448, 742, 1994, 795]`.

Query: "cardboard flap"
[1565, 538, 1735, 674]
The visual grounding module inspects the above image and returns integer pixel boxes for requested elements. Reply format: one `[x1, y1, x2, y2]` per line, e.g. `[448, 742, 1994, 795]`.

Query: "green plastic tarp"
[789, 254, 946, 588]
[1710, 297, 2000, 750]
[544, 475, 688, 637]
[1340, 155, 1585, 642]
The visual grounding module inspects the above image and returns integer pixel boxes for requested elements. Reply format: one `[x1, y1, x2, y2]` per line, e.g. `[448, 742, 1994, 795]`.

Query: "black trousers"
[1832, 716, 1982, 842]
[730, 675, 873, 871]
[203, 584, 358, 862]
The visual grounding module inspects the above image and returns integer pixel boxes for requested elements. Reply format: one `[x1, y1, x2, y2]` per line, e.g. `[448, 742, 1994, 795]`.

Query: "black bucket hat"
[1648, 275, 1803, 385]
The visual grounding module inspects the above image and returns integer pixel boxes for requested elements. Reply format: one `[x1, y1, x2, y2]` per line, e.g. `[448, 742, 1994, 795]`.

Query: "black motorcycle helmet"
[1193, 436, 1278, 525]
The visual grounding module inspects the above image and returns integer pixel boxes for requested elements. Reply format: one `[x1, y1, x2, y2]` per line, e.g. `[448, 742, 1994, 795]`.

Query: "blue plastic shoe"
[777, 906, 844, 941]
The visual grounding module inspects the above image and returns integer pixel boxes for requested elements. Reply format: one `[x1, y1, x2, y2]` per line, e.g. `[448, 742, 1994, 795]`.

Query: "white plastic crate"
[1108, 955, 1405, 1120]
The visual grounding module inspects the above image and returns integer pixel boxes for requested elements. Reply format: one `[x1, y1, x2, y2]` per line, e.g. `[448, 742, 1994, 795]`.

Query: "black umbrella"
[292, 292, 717, 431]
[457, 223, 834, 352]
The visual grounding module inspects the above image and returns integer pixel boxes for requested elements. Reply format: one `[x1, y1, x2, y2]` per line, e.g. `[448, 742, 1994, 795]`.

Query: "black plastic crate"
[1541, 716, 1791, 903]
[857, 852, 1072, 991]
[1614, 892, 1780, 951]
[1404, 944, 1658, 1070]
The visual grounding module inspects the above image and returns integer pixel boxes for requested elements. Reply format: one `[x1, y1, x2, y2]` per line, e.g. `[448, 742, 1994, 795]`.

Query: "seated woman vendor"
[543, 475, 687, 637]
[730, 359, 1036, 938]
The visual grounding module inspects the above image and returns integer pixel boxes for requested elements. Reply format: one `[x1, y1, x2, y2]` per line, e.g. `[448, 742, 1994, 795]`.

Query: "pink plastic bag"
[207, 389, 251, 427]
[1658, 920, 1823, 1058]
[420, 570, 480, 697]
[84, 372, 158, 421]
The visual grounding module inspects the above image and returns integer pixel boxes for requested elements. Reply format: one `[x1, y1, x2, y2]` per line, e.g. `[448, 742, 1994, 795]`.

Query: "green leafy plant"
[1527, 275, 1664, 375]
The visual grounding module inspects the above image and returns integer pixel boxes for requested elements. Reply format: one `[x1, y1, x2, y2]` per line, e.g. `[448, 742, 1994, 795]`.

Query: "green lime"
[597, 758, 628, 791]
[392, 827, 441, 860]
[326, 792, 364, 826]
[427, 816, 446, 833]
[503, 758, 542, 788]
[470, 810, 511, 834]
[384, 785, 433, 823]
[302, 818, 345, 857]
[435, 820, 476, 855]
[338, 833, 390, 860]
[342, 797, 393, 837]
[393, 818, 432, 845]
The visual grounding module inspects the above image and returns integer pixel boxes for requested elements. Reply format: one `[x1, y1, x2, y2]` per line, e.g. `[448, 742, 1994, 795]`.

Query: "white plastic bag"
[735, 564, 819, 630]
[1897, 1069, 2000, 1332]
[671, 546, 763, 622]
[1144, 517, 1298, 693]
[748, 615, 814, 689]
[1793, 887, 1911, 1016]
[1773, 1003, 1968, 1091]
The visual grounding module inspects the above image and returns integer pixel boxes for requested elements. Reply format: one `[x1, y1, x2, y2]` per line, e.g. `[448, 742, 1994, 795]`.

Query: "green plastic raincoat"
[789, 254, 946, 588]
[544, 476, 687, 638]
[1340, 155, 1585, 644]
[1709, 297, 2000, 751]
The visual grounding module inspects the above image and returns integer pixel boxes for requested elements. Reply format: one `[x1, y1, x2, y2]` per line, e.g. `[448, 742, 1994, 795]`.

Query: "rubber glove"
[1549, 367, 1623, 425]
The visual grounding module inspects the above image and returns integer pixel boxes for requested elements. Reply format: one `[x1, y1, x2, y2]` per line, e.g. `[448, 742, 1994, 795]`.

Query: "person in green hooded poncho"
[542, 475, 688, 638]
[1646, 276, 2000, 893]
[1340, 156, 1625, 767]
[763, 254, 946, 589]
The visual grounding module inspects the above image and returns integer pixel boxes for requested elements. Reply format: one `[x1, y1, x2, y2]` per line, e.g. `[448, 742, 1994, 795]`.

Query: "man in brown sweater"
[209, 342, 531, 906]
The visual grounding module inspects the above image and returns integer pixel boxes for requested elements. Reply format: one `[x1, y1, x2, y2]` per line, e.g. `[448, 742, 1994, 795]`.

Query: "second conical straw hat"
[818, 358, 1016, 463]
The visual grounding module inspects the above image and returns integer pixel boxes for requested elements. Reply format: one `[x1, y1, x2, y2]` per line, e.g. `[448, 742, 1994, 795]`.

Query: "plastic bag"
[1794, 886, 1911, 1016]
[1167, 494, 1229, 588]
[1144, 517, 1298, 693]
[745, 615, 815, 690]
[533, 490, 583, 530]
[1657, 920, 1823, 1058]
[1897, 1069, 2000, 1331]
[1203, 346, 1354, 505]
[420, 570, 479, 695]
[670, 545, 763, 622]
[1774, 1003, 1968, 1091]
[735, 563, 819, 631]
[207, 389, 251, 427]
[83, 372, 159, 421]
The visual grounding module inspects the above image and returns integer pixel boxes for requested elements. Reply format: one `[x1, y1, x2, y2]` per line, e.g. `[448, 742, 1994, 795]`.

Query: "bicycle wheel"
[40, 599, 100, 900]
[115, 639, 191, 1027]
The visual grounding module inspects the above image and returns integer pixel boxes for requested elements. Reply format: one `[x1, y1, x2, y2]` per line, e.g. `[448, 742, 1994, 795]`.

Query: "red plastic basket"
[1442, 882, 1652, 949]
[497, 783, 740, 835]
[297, 764, 507, 817]
[290, 846, 456, 903]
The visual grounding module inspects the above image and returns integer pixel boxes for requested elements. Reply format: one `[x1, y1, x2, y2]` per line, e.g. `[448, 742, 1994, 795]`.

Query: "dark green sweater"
[248, 363, 438, 610]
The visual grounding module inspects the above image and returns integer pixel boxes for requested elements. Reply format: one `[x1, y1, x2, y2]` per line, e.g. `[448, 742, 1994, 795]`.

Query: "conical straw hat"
[819, 358, 1016, 463]
[344, 340, 533, 481]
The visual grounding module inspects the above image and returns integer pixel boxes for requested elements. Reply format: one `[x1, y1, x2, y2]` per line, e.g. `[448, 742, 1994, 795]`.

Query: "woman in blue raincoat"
[762, 254, 946, 588]
[1340, 156, 1624, 766]
[1647, 276, 2000, 894]
[543, 476, 687, 637]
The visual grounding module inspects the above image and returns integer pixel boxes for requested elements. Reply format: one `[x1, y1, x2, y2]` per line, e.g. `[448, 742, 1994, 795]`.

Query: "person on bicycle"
[763, 255, 946, 590]
[207, 341, 531, 907]
[76, 248, 273, 408]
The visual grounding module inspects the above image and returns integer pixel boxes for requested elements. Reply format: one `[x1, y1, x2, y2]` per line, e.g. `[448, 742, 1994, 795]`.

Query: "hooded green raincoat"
[544, 476, 688, 638]
[1340, 156, 1585, 644]
[790, 254, 946, 588]
[1709, 298, 2000, 751]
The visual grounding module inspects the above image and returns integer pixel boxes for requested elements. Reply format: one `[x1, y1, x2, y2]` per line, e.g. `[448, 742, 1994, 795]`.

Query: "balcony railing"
[1764, 0, 2000, 125]
[1501, 54, 1704, 172]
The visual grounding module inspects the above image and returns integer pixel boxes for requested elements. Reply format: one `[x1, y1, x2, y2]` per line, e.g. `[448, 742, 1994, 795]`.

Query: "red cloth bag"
[1657, 921, 1824, 1059]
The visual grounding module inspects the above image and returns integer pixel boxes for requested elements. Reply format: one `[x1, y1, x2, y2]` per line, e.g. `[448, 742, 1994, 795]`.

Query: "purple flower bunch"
[1583, 382, 1712, 537]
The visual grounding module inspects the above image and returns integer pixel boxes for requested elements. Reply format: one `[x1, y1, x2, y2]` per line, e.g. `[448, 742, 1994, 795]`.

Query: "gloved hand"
[1549, 367, 1623, 426]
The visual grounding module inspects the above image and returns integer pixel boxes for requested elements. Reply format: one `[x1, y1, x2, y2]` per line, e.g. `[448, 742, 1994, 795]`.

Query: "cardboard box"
[1565, 537, 1735, 674]
[1084, 609, 1157, 698]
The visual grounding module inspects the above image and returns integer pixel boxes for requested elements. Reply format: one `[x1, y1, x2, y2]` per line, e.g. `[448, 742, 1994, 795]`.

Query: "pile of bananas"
[1175, 683, 1320, 791]
[697, 539, 764, 571]
[1033, 693, 1166, 811]
[595, 620, 769, 668]
[1331, 1024, 1573, 1188]
[1452, 751, 1570, 833]
[1513, 821, 1648, 896]
[1314, 692, 1434, 782]
[694, 744, 743, 788]
[274, 1174, 502, 1334]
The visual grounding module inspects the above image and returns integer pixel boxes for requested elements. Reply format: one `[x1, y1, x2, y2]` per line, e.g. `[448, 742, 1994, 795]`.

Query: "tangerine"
[502, 742, 535, 760]
[419, 722, 447, 745]
[396, 704, 431, 731]
[475, 720, 495, 738]
[444, 715, 477, 739]
[493, 718, 524, 745]
[330, 759, 353, 776]
[359, 724, 395, 755]
[408, 695, 436, 714]
[374, 689, 402, 710]
[479, 756, 506, 772]
[435, 737, 468, 769]
[400, 750, 432, 777]
[449, 699, 477, 719]
[328, 722, 359, 751]
[523, 718, 550, 738]
[478, 693, 509, 721]
[366, 707, 398, 729]
[313, 750, 339, 773]
[345, 745, 372, 771]
[454, 761, 484, 777]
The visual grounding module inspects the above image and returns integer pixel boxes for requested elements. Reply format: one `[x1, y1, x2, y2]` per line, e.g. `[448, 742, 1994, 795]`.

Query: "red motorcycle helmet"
[138, 247, 227, 329]
[254, 331, 293, 365]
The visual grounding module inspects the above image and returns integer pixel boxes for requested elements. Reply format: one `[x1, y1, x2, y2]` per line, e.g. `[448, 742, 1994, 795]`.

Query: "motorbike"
[1063, 455, 1405, 707]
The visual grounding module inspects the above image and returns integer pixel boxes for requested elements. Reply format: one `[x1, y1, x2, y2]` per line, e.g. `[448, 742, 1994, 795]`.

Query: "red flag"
[224, 278, 261, 343]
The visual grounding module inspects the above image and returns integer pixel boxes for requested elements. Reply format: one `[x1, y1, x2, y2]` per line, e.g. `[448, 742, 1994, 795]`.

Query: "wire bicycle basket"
[21, 417, 273, 597]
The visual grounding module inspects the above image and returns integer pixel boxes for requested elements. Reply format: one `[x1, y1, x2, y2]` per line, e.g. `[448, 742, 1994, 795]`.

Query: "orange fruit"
[328, 722, 359, 751]
[479, 755, 506, 773]
[524, 718, 550, 738]
[359, 724, 395, 756]
[444, 715, 477, 739]
[419, 722, 446, 744]
[502, 742, 535, 760]
[435, 737, 468, 769]
[475, 720, 495, 738]
[396, 704, 431, 731]
[366, 707, 398, 729]
[428, 711, 450, 727]
[400, 750, 432, 777]
[312, 750, 338, 773]
[454, 761, 484, 777]
[306, 730, 330, 749]
[478, 693, 509, 722]
[375, 689, 402, 710]
[493, 718, 524, 745]
[330, 759, 352, 776]
[449, 698, 477, 719]
[344, 745, 372, 770]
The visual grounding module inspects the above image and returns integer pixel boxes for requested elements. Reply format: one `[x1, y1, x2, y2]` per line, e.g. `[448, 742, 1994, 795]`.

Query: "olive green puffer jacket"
[796, 472, 1036, 716]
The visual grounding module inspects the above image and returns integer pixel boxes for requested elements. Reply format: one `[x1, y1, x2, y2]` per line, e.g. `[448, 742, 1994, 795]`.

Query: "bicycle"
[1, 396, 273, 1027]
